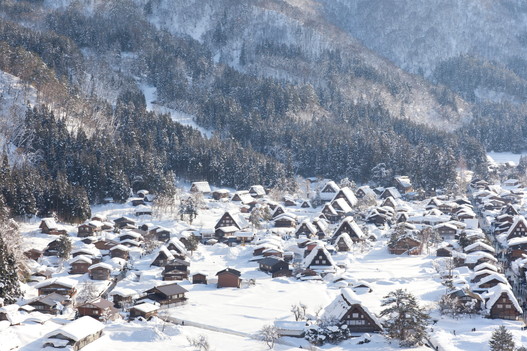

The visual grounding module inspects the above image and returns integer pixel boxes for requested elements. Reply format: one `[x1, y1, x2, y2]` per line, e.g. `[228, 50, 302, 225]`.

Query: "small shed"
[216, 268, 241, 288]
[192, 273, 208, 284]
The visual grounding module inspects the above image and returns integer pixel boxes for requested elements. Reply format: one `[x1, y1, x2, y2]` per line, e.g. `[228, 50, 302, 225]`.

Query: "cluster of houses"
[6, 175, 527, 349]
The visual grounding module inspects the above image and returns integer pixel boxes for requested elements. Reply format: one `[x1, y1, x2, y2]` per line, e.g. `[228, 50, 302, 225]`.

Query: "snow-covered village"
[0, 153, 527, 351]
[3, 1, 527, 351]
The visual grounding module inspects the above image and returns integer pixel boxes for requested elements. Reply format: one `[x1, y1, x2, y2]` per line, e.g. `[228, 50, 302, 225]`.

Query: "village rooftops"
[34, 277, 77, 289]
[149, 282, 188, 296]
[216, 268, 241, 276]
[45, 316, 104, 342]
[482, 283, 523, 314]
[131, 302, 159, 313]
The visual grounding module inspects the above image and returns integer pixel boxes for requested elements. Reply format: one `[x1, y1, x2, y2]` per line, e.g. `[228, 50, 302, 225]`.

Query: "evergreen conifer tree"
[380, 289, 430, 347]
[0, 235, 21, 304]
[489, 326, 515, 351]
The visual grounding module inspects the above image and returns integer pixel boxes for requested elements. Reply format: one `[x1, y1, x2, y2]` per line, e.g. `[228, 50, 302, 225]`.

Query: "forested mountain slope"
[0, 0, 511, 221]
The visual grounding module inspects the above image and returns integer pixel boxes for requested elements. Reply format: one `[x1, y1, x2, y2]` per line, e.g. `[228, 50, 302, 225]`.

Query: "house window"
[352, 313, 359, 318]
[321, 260, 327, 264]
[315, 260, 320, 264]
[497, 304, 503, 308]
[505, 305, 512, 309]
[347, 320, 365, 325]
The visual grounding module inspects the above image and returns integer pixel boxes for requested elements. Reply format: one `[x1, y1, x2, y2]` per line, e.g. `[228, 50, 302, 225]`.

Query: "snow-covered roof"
[34, 277, 77, 289]
[72, 247, 101, 257]
[332, 198, 352, 213]
[382, 187, 401, 199]
[109, 244, 130, 252]
[474, 262, 499, 272]
[303, 243, 336, 269]
[482, 284, 523, 314]
[119, 230, 143, 239]
[335, 232, 354, 248]
[232, 191, 254, 204]
[464, 241, 495, 253]
[131, 302, 159, 313]
[505, 216, 527, 238]
[357, 186, 376, 197]
[322, 288, 383, 330]
[274, 321, 306, 331]
[249, 185, 266, 196]
[46, 316, 104, 342]
[191, 181, 211, 193]
[332, 187, 358, 207]
[508, 236, 527, 247]
[69, 255, 93, 264]
[156, 246, 175, 261]
[395, 176, 412, 188]
[464, 251, 498, 264]
[88, 262, 113, 271]
[109, 288, 137, 298]
[320, 181, 340, 200]
[297, 220, 317, 235]
[216, 225, 240, 233]
[336, 217, 364, 239]
[167, 238, 188, 254]
[473, 273, 510, 289]
[41, 218, 58, 229]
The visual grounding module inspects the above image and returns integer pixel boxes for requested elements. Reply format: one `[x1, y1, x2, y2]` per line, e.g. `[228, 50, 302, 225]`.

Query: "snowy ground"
[6, 194, 527, 350]
[487, 151, 526, 165]
[140, 84, 213, 138]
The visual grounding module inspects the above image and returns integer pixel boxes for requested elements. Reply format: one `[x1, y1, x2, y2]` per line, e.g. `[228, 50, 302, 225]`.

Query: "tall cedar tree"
[0, 234, 21, 304]
[380, 289, 430, 347]
[489, 326, 515, 351]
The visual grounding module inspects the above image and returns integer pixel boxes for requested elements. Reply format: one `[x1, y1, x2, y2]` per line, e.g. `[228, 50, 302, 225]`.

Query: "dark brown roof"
[216, 268, 241, 277]
[149, 283, 188, 296]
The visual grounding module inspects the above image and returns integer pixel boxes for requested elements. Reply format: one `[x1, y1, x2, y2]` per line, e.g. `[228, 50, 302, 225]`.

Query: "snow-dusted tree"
[249, 204, 271, 230]
[56, 234, 72, 260]
[339, 177, 356, 190]
[380, 289, 430, 347]
[187, 334, 210, 351]
[258, 324, 280, 349]
[75, 281, 100, 305]
[152, 193, 178, 220]
[489, 326, 515, 351]
[305, 317, 351, 345]
[291, 303, 307, 321]
[182, 235, 199, 255]
[356, 192, 377, 212]
[0, 235, 21, 304]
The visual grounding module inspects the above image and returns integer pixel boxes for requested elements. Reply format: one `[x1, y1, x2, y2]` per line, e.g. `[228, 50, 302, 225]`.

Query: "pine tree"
[56, 234, 72, 260]
[0, 235, 21, 304]
[489, 326, 515, 351]
[380, 289, 430, 347]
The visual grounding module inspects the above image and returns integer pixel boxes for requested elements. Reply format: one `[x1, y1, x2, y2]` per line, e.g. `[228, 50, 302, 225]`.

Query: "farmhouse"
[35, 278, 77, 297]
[303, 244, 336, 272]
[333, 217, 364, 242]
[88, 262, 113, 280]
[319, 181, 340, 202]
[43, 316, 104, 350]
[482, 284, 523, 320]
[322, 289, 383, 333]
[77, 298, 119, 321]
[190, 181, 211, 194]
[141, 283, 188, 307]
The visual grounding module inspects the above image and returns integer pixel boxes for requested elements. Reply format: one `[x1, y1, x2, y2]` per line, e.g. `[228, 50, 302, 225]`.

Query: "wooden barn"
[216, 268, 242, 288]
